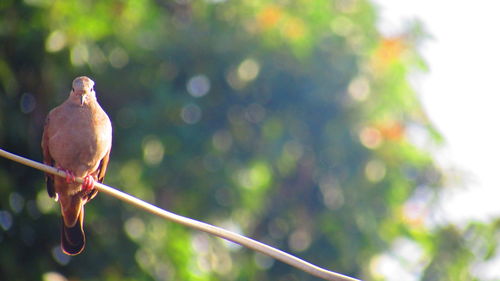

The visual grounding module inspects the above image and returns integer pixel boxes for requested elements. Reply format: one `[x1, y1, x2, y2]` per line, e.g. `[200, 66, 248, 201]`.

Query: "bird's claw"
[58, 168, 76, 184]
[82, 175, 95, 192]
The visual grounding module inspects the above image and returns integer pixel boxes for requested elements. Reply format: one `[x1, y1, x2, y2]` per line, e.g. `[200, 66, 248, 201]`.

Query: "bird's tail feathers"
[59, 194, 84, 227]
[61, 208, 85, 255]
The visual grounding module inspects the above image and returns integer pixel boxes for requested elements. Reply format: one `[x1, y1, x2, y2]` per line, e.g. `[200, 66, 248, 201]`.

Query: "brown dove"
[41, 76, 112, 255]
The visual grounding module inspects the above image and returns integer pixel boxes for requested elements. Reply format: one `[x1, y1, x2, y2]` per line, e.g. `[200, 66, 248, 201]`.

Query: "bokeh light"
[42, 272, 68, 281]
[109, 47, 129, 69]
[237, 59, 260, 82]
[365, 159, 387, 182]
[187, 75, 210, 98]
[0, 210, 12, 231]
[45, 30, 67, 53]
[181, 103, 202, 124]
[142, 136, 165, 166]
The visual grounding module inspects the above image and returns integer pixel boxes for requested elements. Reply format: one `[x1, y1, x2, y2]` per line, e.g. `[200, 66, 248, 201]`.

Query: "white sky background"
[373, 1, 500, 279]
[374, 0, 500, 224]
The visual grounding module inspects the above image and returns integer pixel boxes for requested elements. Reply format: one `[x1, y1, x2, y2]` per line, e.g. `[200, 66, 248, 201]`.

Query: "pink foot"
[58, 168, 76, 183]
[82, 175, 95, 192]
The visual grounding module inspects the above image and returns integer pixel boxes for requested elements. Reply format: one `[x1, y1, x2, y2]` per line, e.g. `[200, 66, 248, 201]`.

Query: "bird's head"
[71, 76, 96, 106]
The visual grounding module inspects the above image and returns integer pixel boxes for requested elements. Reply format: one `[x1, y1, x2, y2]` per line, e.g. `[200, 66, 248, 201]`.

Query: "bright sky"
[373, 1, 500, 279]
[375, 0, 500, 224]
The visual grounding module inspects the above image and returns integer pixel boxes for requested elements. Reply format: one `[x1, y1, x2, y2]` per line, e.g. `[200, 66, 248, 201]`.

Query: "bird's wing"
[41, 115, 56, 198]
[85, 147, 111, 201]
[97, 147, 111, 183]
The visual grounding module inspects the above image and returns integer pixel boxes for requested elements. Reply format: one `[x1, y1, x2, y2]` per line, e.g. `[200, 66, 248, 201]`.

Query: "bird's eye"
[92, 87, 95, 92]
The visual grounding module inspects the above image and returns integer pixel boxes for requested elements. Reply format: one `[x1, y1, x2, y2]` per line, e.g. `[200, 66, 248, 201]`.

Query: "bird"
[41, 76, 112, 255]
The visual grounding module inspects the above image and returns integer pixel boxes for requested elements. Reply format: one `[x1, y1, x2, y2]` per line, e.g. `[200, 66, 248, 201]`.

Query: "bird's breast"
[49, 106, 111, 176]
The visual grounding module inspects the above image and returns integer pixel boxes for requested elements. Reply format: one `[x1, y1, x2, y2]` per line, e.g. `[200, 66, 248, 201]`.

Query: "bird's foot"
[82, 175, 95, 192]
[58, 168, 76, 184]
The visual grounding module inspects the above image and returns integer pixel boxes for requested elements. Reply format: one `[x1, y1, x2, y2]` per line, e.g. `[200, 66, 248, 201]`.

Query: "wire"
[0, 148, 362, 281]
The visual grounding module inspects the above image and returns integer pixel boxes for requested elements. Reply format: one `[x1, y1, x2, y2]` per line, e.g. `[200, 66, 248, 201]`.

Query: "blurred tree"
[1, 1, 497, 281]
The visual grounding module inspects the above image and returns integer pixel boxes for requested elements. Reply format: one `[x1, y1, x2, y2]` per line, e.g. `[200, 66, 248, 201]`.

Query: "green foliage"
[0, 1, 497, 281]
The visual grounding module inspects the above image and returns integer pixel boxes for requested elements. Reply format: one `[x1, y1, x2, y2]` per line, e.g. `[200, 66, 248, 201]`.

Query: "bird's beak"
[80, 93, 87, 105]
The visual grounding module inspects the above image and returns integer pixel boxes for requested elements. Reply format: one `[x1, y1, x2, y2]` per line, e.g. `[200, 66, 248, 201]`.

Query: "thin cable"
[0, 148, 361, 281]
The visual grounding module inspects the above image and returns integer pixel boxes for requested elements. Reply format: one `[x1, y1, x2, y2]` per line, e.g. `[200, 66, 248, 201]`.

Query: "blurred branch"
[0, 148, 361, 281]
